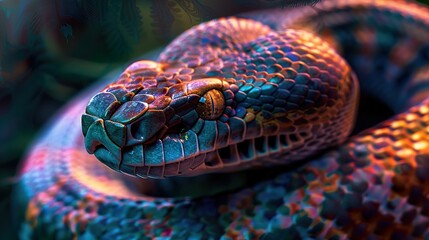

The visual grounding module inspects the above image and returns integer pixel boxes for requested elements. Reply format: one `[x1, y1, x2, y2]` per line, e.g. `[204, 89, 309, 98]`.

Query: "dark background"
[1, 0, 428, 239]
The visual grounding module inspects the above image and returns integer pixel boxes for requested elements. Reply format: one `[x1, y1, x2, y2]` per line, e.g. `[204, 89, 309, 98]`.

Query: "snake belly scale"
[15, 0, 429, 239]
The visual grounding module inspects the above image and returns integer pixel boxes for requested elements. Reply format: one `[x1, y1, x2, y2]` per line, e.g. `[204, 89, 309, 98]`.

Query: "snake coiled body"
[15, 0, 429, 239]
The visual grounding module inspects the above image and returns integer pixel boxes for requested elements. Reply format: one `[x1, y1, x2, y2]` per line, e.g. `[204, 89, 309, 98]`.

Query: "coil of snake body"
[15, 0, 429, 239]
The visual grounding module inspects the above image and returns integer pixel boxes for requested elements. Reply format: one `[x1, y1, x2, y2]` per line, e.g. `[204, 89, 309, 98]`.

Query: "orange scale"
[373, 128, 392, 137]
[405, 113, 419, 122]
[396, 148, 415, 159]
[391, 129, 408, 139]
[407, 120, 423, 130]
[419, 105, 429, 114]
[358, 135, 377, 144]
[411, 132, 426, 142]
[392, 141, 407, 150]
[390, 120, 407, 130]
[413, 141, 429, 152]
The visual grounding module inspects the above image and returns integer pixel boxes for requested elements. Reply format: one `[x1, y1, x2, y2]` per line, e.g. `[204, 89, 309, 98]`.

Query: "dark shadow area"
[351, 92, 395, 135]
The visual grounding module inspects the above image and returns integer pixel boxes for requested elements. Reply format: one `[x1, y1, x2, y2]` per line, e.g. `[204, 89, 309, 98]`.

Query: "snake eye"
[195, 89, 225, 120]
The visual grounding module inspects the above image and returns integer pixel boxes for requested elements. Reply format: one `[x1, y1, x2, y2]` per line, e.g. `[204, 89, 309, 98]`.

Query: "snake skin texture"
[82, 18, 358, 178]
[15, 0, 429, 239]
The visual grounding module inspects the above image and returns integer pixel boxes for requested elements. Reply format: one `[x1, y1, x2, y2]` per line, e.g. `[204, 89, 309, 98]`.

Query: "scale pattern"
[14, 0, 429, 239]
[82, 19, 357, 178]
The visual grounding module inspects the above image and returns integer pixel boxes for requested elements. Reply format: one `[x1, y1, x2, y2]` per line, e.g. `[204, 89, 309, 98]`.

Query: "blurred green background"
[1, 0, 429, 239]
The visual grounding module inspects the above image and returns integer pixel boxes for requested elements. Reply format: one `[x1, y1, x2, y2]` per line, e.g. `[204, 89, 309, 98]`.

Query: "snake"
[14, 0, 429, 239]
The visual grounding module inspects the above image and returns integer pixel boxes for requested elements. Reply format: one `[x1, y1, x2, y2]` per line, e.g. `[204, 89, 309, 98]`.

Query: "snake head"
[82, 18, 359, 179]
[82, 60, 235, 178]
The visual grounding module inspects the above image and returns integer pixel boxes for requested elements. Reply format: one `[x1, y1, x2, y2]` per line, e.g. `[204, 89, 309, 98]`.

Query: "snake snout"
[81, 79, 224, 173]
[81, 116, 122, 170]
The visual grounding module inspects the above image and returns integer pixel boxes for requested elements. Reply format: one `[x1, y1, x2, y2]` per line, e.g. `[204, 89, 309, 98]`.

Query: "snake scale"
[14, 0, 429, 239]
